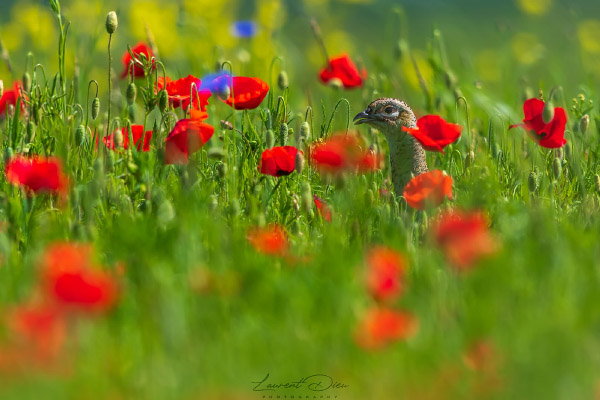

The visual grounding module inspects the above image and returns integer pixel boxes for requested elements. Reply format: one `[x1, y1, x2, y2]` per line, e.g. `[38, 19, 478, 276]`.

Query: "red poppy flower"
[165, 114, 214, 164]
[432, 210, 498, 271]
[0, 81, 24, 117]
[355, 308, 418, 350]
[8, 303, 66, 361]
[402, 115, 462, 152]
[220, 76, 269, 110]
[103, 125, 152, 152]
[258, 146, 298, 177]
[403, 170, 453, 210]
[319, 54, 366, 89]
[156, 75, 211, 111]
[247, 224, 288, 256]
[5, 156, 69, 196]
[313, 195, 332, 222]
[120, 42, 154, 79]
[310, 133, 381, 174]
[40, 242, 118, 313]
[509, 98, 567, 148]
[366, 246, 406, 302]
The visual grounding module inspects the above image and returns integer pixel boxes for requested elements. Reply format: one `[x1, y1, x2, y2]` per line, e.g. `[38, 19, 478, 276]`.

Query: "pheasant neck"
[382, 129, 429, 197]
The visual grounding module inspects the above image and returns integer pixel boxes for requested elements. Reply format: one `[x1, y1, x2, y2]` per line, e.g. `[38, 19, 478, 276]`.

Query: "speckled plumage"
[354, 98, 428, 196]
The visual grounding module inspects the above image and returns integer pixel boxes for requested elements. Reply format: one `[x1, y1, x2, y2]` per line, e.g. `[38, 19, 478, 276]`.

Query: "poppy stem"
[106, 33, 113, 150]
[310, 19, 331, 69]
[267, 179, 284, 203]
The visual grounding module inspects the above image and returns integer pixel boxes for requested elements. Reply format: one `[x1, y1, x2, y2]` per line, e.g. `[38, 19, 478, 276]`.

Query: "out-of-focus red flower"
[120, 42, 154, 79]
[247, 224, 288, 256]
[355, 308, 418, 350]
[259, 146, 298, 177]
[432, 210, 499, 271]
[366, 246, 406, 302]
[509, 98, 567, 148]
[156, 75, 211, 111]
[5, 156, 69, 196]
[310, 133, 381, 174]
[0, 81, 24, 117]
[103, 125, 152, 152]
[463, 340, 497, 372]
[220, 76, 269, 110]
[41, 243, 118, 313]
[403, 170, 453, 210]
[8, 304, 66, 361]
[402, 115, 462, 152]
[165, 113, 214, 164]
[313, 195, 332, 222]
[319, 54, 366, 89]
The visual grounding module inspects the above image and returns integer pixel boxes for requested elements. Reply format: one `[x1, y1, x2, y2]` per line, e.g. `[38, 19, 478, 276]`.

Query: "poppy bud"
[75, 124, 85, 146]
[580, 115, 590, 135]
[542, 101, 554, 124]
[265, 129, 274, 148]
[93, 157, 104, 175]
[291, 219, 301, 235]
[394, 39, 408, 60]
[295, 151, 304, 174]
[22, 72, 31, 93]
[464, 150, 475, 170]
[113, 129, 124, 149]
[301, 182, 312, 213]
[126, 82, 137, 105]
[300, 121, 310, 140]
[230, 199, 241, 217]
[528, 170, 539, 193]
[217, 162, 228, 179]
[552, 158, 561, 180]
[291, 195, 300, 213]
[220, 120, 234, 131]
[158, 90, 168, 112]
[279, 123, 288, 146]
[3, 147, 12, 164]
[127, 161, 138, 174]
[210, 195, 219, 211]
[564, 143, 572, 160]
[595, 174, 600, 194]
[256, 212, 266, 227]
[278, 71, 288, 90]
[555, 147, 563, 160]
[157, 200, 175, 225]
[91, 97, 100, 120]
[105, 11, 118, 34]
[26, 121, 35, 143]
[0, 80, 3, 98]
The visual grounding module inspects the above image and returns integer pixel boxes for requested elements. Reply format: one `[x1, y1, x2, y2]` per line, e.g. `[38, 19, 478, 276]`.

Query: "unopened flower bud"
[300, 121, 310, 140]
[542, 101, 554, 124]
[552, 157, 561, 180]
[464, 150, 475, 170]
[580, 115, 590, 135]
[555, 147, 563, 160]
[91, 97, 100, 120]
[294, 152, 304, 174]
[126, 82, 137, 105]
[595, 174, 600, 194]
[277, 71, 288, 90]
[26, 121, 35, 142]
[158, 90, 168, 112]
[105, 11, 118, 34]
[528, 170, 539, 193]
[279, 123, 288, 146]
[564, 143, 572, 160]
[301, 182, 312, 213]
[265, 129, 274, 148]
[113, 129, 124, 148]
[22, 72, 31, 93]
[394, 39, 408, 60]
[220, 120, 234, 130]
[217, 162, 228, 179]
[75, 124, 85, 146]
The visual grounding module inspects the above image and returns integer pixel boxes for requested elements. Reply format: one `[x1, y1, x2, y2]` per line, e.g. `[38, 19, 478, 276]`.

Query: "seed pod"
[126, 82, 137, 105]
[542, 101, 554, 124]
[580, 115, 590, 135]
[105, 11, 118, 34]
[552, 157, 561, 180]
[528, 170, 539, 193]
[220, 120, 234, 131]
[564, 143, 572, 160]
[277, 71, 288, 90]
[555, 147, 563, 160]
[595, 174, 600, 194]
[26, 121, 35, 142]
[158, 90, 168, 112]
[294, 151, 304, 174]
[300, 121, 310, 140]
[279, 123, 288, 146]
[265, 129, 274, 148]
[301, 182, 312, 213]
[105, 151, 115, 171]
[22, 72, 31, 92]
[91, 97, 100, 120]
[73, 124, 85, 146]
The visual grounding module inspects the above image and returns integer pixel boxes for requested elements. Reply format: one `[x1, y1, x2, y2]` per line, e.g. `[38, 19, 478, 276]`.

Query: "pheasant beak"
[353, 110, 373, 125]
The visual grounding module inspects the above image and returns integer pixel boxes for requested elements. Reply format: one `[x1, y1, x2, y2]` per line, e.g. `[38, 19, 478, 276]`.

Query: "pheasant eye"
[384, 106, 395, 114]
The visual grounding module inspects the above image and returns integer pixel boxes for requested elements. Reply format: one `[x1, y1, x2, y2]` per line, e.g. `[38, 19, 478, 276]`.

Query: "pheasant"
[354, 98, 428, 196]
